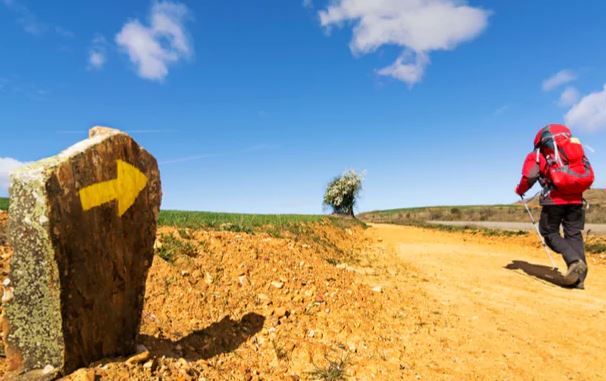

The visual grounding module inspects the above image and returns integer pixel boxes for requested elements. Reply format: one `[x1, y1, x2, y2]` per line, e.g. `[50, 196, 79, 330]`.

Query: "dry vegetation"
[361, 188, 606, 224]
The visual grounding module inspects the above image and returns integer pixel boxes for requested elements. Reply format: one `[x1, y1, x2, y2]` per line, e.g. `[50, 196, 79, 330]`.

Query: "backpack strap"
[552, 137, 563, 166]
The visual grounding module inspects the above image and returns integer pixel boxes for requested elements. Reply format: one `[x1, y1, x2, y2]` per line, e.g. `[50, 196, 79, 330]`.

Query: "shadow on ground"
[140, 312, 265, 361]
[505, 260, 568, 287]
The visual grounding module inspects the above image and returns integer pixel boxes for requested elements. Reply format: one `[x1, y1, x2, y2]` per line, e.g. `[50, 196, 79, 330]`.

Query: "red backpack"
[534, 124, 594, 194]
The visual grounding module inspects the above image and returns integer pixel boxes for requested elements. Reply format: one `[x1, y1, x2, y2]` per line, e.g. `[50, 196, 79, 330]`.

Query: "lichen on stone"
[6, 168, 65, 373]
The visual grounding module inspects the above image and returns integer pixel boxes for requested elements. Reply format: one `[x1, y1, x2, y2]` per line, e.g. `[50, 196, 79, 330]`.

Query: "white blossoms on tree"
[323, 170, 364, 216]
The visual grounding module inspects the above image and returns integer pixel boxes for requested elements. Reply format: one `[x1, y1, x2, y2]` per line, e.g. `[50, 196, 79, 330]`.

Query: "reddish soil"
[2, 211, 605, 380]
[0, 215, 415, 380]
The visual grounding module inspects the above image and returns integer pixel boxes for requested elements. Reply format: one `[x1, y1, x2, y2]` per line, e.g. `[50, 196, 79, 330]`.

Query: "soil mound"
[1, 218, 413, 380]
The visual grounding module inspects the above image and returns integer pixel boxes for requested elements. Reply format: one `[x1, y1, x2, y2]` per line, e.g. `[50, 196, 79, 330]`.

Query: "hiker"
[515, 124, 594, 289]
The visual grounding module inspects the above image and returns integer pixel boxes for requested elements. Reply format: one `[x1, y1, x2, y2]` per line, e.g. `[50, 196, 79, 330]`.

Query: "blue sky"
[2, 0, 606, 213]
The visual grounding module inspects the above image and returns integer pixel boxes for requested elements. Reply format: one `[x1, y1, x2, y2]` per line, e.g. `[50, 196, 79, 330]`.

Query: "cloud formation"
[115, 1, 193, 81]
[318, 0, 489, 86]
[0, 157, 26, 193]
[542, 69, 576, 92]
[558, 86, 579, 107]
[565, 84, 606, 132]
[88, 35, 108, 70]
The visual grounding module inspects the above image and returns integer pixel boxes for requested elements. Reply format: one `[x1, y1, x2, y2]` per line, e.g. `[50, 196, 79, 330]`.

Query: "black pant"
[539, 205, 586, 266]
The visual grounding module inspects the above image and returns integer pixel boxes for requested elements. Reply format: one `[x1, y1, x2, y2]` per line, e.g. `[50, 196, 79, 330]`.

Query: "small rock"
[2, 278, 10, 287]
[371, 285, 383, 293]
[126, 350, 150, 364]
[274, 307, 288, 318]
[238, 275, 248, 286]
[143, 359, 155, 369]
[2, 287, 14, 303]
[205, 272, 214, 285]
[271, 281, 284, 289]
[42, 365, 55, 375]
[346, 339, 357, 352]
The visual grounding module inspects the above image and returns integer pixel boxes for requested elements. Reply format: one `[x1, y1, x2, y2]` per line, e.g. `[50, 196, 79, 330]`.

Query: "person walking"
[515, 124, 594, 289]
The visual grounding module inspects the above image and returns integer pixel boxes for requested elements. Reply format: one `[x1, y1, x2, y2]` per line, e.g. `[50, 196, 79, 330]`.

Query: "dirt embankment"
[0, 214, 423, 380]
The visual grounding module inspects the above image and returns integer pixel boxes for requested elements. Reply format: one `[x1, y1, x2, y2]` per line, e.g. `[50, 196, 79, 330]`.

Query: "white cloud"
[558, 86, 580, 107]
[542, 69, 576, 92]
[376, 51, 429, 85]
[88, 35, 108, 70]
[318, 0, 489, 86]
[115, 1, 193, 81]
[565, 84, 606, 132]
[0, 157, 26, 192]
[89, 52, 106, 69]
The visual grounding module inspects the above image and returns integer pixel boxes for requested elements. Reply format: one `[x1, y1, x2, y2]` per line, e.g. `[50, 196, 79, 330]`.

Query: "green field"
[0, 198, 7, 211]
[0, 197, 339, 229]
[158, 210, 328, 231]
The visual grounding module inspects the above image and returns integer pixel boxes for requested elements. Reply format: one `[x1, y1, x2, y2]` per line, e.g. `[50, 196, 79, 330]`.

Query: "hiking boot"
[576, 263, 589, 290]
[562, 260, 587, 288]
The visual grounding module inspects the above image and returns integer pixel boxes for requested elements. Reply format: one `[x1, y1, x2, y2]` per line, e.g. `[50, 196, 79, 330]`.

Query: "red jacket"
[515, 152, 583, 205]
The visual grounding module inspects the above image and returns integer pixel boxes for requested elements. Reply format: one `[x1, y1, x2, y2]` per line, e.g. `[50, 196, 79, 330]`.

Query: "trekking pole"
[520, 195, 558, 270]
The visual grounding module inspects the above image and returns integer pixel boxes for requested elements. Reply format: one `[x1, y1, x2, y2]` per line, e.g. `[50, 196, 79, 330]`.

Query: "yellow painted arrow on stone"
[79, 160, 148, 217]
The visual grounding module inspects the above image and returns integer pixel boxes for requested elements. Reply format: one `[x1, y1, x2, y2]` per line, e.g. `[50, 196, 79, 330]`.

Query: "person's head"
[534, 124, 571, 155]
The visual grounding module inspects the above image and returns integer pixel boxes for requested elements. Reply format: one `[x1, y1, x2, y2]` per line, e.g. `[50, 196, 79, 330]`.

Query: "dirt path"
[368, 223, 606, 381]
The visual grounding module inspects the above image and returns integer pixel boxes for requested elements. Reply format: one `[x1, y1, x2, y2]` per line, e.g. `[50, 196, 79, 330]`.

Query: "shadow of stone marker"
[2, 126, 162, 380]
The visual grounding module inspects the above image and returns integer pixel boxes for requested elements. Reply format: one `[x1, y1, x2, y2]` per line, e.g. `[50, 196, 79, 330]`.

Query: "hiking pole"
[520, 195, 558, 270]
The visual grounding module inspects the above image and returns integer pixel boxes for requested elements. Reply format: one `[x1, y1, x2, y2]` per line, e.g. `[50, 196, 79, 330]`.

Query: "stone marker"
[2, 127, 162, 380]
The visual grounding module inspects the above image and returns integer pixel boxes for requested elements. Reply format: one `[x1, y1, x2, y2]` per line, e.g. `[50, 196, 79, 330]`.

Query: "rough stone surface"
[3, 127, 162, 379]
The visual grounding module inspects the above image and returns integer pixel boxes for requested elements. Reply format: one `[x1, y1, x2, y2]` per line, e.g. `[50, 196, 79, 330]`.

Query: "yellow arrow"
[79, 160, 148, 217]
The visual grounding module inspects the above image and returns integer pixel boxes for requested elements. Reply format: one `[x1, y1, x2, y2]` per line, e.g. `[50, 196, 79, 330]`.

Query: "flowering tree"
[323, 170, 364, 216]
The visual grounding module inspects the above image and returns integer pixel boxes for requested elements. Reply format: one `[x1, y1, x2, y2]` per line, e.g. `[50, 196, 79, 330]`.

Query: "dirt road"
[369, 223, 606, 381]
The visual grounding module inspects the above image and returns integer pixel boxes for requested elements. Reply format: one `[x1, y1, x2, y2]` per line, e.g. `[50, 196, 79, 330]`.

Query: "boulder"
[2, 127, 162, 379]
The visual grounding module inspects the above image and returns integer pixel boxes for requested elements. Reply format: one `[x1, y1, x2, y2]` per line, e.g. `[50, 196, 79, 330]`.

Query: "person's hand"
[515, 185, 524, 197]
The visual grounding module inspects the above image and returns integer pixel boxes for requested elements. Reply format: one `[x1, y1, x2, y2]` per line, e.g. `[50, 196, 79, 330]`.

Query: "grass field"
[158, 210, 329, 232]
[361, 188, 606, 224]
[0, 197, 352, 232]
